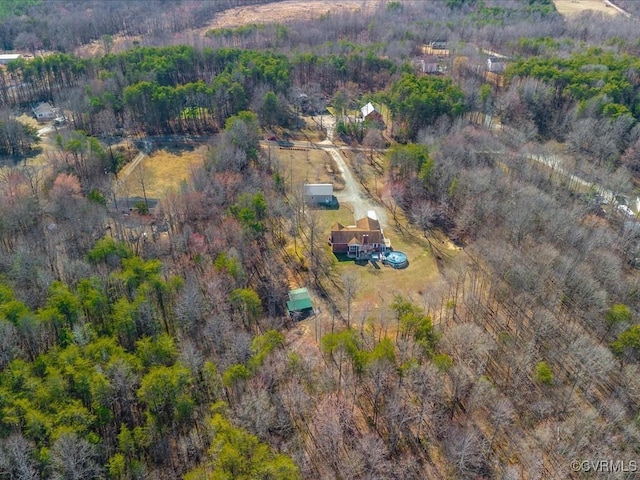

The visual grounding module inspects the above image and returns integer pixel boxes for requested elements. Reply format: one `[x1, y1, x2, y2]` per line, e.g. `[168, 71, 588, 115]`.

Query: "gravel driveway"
[316, 115, 388, 227]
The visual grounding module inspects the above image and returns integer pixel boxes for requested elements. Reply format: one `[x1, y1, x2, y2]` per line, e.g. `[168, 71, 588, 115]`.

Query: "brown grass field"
[202, 0, 373, 31]
[553, 0, 620, 16]
[121, 146, 206, 200]
[331, 226, 444, 316]
[76, 1, 374, 57]
[273, 145, 343, 192]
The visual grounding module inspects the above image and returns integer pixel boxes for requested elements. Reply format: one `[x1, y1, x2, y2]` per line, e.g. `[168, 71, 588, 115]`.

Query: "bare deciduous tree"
[50, 433, 101, 480]
[444, 426, 489, 480]
[342, 271, 361, 328]
[0, 434, 40, 480]
[0, 319, 21, 369]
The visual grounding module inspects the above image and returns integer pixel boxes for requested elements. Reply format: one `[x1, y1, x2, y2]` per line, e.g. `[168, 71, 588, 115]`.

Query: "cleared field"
[120, 146, 206, 200]
[203, 0, 373, 30]
[553, 0, 619, 16]
[274, 145, 343, 192]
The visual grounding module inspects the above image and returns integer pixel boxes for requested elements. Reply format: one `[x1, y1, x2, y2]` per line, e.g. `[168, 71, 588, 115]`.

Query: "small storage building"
[0, 54, 22, 65]
[304, 183, 333, 205]
[287, 288, 314, 315]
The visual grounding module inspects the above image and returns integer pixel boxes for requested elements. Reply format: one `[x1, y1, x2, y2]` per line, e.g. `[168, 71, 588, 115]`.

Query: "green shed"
[287, 287, 313, 313]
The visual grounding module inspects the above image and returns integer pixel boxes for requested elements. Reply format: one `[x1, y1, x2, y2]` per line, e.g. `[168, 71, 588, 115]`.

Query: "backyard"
[283, 120, 460, 327]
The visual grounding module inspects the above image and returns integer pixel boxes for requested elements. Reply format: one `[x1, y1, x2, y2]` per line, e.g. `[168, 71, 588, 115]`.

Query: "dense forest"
[3, 0, 640, 479]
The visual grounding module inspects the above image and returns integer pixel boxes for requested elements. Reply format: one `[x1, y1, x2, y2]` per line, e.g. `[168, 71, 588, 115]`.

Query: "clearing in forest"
[119, 146, 206, 201]
[285, 124, 458, 324]
[202, 0, 373, 31]
[553, 0, 620, 16]
[269, 143, 342, 192]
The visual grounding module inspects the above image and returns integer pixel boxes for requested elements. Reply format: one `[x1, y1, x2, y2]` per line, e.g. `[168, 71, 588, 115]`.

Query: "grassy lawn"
[121, 146, 206, 199]
[304, 195, 458, 324]
[330, 223, 447, 319]
[274, 146, 344, 192]
[315, 204, 356, 227]
[282, 132, 455, 321]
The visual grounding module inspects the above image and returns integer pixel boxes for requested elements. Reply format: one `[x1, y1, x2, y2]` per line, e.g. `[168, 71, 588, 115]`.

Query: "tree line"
[0, 44, 399, 139]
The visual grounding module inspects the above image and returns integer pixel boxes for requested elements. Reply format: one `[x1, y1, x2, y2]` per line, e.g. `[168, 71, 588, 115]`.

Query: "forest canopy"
[3, 0, 640, 479]
[506, 49, 640, 118]
[383, 73, 466, 141]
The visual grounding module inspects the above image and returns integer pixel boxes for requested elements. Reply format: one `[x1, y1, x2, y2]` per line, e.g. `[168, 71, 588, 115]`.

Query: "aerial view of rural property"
[4, 0, 640, 478]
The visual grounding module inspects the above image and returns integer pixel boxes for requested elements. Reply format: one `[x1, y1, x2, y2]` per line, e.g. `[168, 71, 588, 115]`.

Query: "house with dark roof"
[329, 211, 389, 258]
[420, 58, 444, 74]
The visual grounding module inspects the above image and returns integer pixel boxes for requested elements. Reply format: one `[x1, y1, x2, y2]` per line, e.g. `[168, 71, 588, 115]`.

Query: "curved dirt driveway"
[316, 115, 388, 228]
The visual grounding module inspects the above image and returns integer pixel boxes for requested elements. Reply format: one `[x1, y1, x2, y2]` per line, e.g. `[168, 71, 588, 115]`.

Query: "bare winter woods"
[1, 0, 640, 479]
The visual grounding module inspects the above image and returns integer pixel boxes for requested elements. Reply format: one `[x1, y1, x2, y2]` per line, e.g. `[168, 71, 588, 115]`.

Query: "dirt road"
[315, 115, 388, 227]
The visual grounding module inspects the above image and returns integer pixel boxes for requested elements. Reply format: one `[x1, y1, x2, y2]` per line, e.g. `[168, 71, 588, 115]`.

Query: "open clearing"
[286, 134, 458, 324]
[119, 146, 206, 200]
[271, 144, 343, 192]
[202, 0, 373, 31]
[76, 1, 373, 57]
[553, 0, 620, 16]
[332, 227, 444, 316]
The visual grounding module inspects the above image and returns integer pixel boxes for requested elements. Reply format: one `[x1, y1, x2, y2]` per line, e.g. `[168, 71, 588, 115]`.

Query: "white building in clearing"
[32, 102, 56, 122]
[304, 183, 333, 205]
[487, 56, 507, 73]
[0, 54, 22, 65]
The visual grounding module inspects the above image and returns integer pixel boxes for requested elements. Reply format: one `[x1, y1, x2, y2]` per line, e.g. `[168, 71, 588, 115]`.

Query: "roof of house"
[287, 287, 313, 312]
[355, 215, 381, 231]
[32, 102, 54, 115]
[0, 54, 21, 61]
[304, 183, 333, 196]
[360, 102, 379, 118]
[331, 213, 384, 245]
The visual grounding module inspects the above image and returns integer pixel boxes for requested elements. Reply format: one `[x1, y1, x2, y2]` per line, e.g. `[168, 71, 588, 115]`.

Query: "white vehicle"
[617, 204, 635, 217]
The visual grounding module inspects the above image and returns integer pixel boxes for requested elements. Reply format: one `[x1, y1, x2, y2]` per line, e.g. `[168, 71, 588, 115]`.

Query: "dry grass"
[330, 224, 451, 321]
[274, 145, 342, 192]
[553, 0, 619, 16]
[202, 1, 373, 30]
[317, 204, 356, 227]
[299, 116, 327, 143]
[303, 193, 459, 324]
[120, 146, 206, 199]
[15, 113, 40, 130]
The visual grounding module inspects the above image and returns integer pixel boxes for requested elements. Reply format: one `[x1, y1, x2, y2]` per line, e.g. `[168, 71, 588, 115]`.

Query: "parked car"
[617, 204, 635, 217]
